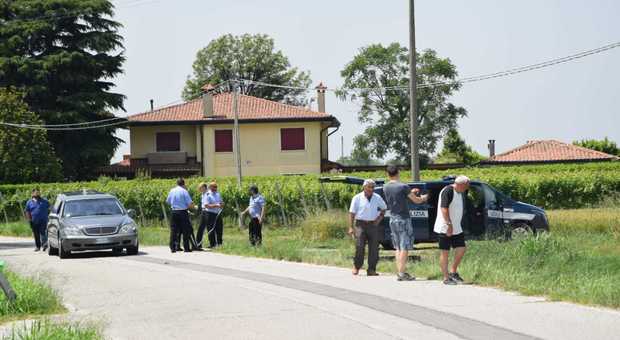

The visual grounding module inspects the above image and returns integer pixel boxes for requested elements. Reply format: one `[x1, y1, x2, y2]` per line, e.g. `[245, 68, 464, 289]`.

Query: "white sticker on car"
[410, 210, 428, 218]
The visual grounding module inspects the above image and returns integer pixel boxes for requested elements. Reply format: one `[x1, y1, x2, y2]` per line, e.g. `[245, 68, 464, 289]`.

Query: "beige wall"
[129, 125, 197, 158]
[203, 122, 324, 177]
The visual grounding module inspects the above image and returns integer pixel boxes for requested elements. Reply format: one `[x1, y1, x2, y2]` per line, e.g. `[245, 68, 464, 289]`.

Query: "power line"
[0, 120, 128, 131]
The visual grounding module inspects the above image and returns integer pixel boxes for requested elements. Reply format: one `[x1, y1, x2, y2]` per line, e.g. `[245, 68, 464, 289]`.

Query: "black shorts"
[438, 233, 466, 250]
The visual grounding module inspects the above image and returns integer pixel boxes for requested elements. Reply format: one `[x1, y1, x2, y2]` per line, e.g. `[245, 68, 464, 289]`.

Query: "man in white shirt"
[348, 179, 387, 276]
[434, 175, 470, 285]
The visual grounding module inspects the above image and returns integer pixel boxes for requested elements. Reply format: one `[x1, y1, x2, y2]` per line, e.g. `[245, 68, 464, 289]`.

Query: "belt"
[355, 219, 375, 223]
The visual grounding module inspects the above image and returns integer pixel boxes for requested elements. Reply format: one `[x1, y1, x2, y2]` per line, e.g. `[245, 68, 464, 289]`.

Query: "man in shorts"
[434, 175, 469, 285]
[383, 166, 429, 281]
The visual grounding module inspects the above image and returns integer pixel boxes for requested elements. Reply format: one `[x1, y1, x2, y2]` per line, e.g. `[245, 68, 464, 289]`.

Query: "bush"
[301, 210, 348, 241]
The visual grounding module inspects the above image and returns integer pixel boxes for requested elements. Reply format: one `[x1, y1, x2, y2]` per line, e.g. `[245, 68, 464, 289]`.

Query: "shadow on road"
[60, 250, 149, 259]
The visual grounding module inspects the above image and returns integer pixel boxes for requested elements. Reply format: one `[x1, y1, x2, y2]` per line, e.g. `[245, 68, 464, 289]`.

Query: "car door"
[480, 184, 506, 235]
[47, 198, 63, 247]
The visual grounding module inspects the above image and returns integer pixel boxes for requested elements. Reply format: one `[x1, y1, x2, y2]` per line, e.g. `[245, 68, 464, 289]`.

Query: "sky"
[109, 0, 620, 163]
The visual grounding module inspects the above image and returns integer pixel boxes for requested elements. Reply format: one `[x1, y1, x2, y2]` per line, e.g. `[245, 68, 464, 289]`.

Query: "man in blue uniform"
[25, 189, 50, 252]
[166, 178, 196, 253]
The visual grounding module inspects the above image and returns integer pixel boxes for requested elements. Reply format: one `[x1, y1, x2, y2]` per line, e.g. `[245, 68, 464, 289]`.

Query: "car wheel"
[126, 241, 139, 256]
[48, 240, 59, 256]
[510, 223, 534, 239]
[58, 236, 70, 259]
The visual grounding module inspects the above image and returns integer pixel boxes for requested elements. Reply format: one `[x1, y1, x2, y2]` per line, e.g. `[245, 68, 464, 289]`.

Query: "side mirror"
[126, 209, 136, 218]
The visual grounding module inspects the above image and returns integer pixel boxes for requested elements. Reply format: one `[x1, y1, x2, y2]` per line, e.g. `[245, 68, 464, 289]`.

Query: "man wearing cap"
[434, 175, 470, 285]
[348, 179, 387, 276]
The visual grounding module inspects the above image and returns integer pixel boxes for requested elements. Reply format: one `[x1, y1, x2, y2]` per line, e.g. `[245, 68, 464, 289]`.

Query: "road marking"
[125, 255, 540, 340]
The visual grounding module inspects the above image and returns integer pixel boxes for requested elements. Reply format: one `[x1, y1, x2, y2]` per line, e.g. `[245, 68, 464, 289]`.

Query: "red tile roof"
[128, 93, 337, 124]
[484, 140, 619, 164]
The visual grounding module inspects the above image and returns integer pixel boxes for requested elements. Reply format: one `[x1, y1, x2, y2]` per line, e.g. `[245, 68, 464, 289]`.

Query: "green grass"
[0, 271, 65, 323]
[2, 320, 102, 340]
[0, 223, 32, 238]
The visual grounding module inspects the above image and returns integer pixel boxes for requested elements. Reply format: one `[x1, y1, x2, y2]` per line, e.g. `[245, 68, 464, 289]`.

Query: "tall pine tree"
[0, 0, 125, 179]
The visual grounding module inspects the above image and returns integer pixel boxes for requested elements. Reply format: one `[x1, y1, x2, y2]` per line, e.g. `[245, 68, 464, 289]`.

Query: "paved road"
[1, 237, 619, 340]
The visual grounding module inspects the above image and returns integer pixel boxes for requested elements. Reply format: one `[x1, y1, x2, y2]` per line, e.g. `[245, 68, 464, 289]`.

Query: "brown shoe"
[367, 271, 379, 276]
[352, 268, 359, 275]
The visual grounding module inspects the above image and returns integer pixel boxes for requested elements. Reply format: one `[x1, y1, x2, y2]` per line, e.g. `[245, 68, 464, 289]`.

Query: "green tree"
[435, 128, 485, 165]
[573, 138, 620, 156]
[339, 44, 467, 164]
[0, 88, 62, 184]
[0, 0, 125, 180]
[183, 34, 311, 105]
[337, 136, 381, 166]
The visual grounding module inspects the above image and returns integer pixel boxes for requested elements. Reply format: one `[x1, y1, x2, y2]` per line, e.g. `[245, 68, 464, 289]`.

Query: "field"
[2, 207, 618, 308]
[0, 162, 619, 225]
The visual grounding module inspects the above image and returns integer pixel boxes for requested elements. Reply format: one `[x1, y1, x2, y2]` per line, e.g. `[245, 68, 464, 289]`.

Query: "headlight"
[63, 226, 83, 236]
[119, 222, 137, 234]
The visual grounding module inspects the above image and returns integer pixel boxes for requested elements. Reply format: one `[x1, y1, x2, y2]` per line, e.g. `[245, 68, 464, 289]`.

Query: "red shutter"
[215, 130, 233, 152]
[156, 132, 180, 152]
[281, 128, 305, 150]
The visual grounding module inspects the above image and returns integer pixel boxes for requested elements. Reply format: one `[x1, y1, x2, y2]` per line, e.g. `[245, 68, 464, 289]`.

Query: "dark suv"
[47, 190, 139, 258]
[320, 176, 549, 249]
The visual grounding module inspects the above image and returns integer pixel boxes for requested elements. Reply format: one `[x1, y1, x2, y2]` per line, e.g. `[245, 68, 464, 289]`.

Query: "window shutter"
[281, 128, 305, 150]
[215, 130, 233, 152]
[156, 132, 181, 152]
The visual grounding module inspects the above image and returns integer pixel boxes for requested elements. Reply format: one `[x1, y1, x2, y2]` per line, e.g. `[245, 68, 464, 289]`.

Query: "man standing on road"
[166, 178, 196, 253]
[197, 182, 224, 248]
[383, 166, 429, 281]
[348, 179, 387, 276]
[24, 189, 50, 252]
[434, 175, 470, 285]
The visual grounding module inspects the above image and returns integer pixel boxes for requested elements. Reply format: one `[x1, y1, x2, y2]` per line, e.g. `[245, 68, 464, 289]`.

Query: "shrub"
[301, 210, 348, 241]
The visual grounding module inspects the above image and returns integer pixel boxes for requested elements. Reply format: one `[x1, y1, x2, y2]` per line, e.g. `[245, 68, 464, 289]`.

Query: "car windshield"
[63, 198, 123, 218]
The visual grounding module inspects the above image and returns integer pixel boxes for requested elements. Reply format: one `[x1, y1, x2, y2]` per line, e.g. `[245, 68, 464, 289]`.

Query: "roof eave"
[127, 116, 339, 126]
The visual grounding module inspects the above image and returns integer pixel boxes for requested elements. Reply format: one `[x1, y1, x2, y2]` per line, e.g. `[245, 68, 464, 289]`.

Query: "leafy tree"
[0, 88, 62, 183]
[0, 0, 125, 180]
[339, 43, 467, 164]
[337, 136, 381, 165]
[435, 128, 485, 165]
[183, 34, 311, 105]
[573, 138, 620, 156]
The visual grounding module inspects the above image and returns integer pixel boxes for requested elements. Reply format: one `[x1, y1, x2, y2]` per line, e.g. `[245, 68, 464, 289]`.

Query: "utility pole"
[408, 0, 420, 181]
[341, 135, 344, 160]
[232, 81, 242, 186]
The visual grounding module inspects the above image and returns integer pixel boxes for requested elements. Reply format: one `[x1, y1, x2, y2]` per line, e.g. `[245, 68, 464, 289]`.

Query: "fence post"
[296, 180, 310, 217]
[160, 202, 168, 225]
[319, 182, 332, 210]
[0, 262, 16, 302]
[274, 182, 288, 227]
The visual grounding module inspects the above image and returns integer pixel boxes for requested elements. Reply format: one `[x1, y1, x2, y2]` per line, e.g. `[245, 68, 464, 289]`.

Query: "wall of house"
[129, 125, 197, 158]
[202, 122, 323, 177]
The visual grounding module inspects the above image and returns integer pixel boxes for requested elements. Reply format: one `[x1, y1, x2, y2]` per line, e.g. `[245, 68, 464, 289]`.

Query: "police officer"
[166, 178, 196, 253]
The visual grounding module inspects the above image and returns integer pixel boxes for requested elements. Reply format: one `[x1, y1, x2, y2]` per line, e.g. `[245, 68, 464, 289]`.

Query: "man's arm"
[24, 202, 32, 221]
[408, 188, 429, 204]
[348, 212, 356, 237]
[259, 203, 266, 223]
[374, 197, 387, 225]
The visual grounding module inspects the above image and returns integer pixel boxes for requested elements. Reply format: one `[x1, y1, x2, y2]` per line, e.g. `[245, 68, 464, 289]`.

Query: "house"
[480, 139, 619, 165]
[99, 84, 340, 178]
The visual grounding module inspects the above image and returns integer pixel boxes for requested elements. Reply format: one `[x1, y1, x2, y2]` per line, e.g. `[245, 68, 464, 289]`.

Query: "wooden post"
[319, 182, 332, 210]
[235, 200, 244, 230]
[274, 182, 288, 227]
[0, 272, 16, 302]
[296, 180, 310, 216]
[160, 202, 168, 225]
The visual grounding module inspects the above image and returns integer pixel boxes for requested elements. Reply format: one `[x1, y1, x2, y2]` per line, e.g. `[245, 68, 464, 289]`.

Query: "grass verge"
[0, 271, 65, 324]
[2, 319, 102, 340]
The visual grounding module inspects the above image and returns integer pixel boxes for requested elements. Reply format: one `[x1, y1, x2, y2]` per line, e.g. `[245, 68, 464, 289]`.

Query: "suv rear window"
[63, 198, 123, 218]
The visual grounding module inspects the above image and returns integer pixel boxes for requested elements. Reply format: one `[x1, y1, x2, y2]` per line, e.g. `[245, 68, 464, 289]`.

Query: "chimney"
[201, 84, 215, 117]
[149, 99, 154, 111]
[488, 139, 496, 158]
[316, 82, 327, 113]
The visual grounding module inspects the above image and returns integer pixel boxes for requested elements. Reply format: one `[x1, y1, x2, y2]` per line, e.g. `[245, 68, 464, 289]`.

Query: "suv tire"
[58, 236, 70, 259]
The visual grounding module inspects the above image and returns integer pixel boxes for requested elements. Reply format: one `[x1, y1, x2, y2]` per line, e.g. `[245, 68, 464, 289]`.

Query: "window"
[215, 130, 233, 152]
[156, 132, 180, 152]
[281, 128, 305, 151]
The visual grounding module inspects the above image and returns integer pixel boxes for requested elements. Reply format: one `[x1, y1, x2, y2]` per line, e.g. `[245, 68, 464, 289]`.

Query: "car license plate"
[94, 238, 111, 244]
[410, 210, 428, 218]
